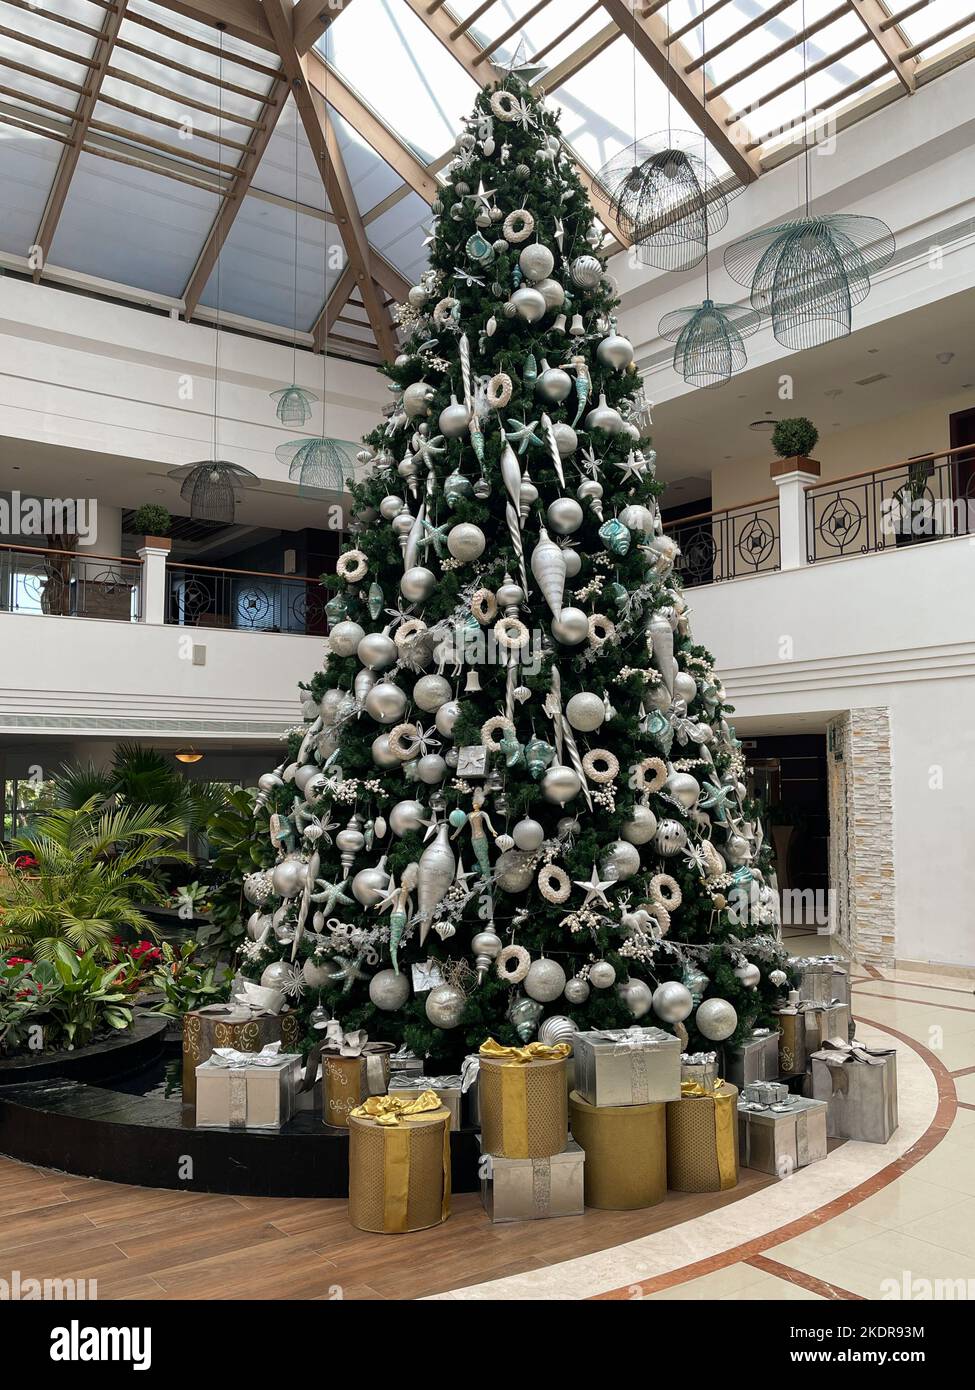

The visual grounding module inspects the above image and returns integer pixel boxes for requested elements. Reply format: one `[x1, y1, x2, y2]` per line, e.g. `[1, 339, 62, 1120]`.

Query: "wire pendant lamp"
[275, 436, 357, 492]
[598, 129, 743, 271]
[659, 298, 759, 389]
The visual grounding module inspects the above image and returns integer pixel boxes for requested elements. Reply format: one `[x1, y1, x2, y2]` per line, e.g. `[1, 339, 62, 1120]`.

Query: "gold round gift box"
[348, 1108, 451, 1234]
[569, 1091, 667, 1210]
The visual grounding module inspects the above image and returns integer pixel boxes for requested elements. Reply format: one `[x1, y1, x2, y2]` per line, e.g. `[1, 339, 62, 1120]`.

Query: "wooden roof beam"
[848, 0, 917, 92]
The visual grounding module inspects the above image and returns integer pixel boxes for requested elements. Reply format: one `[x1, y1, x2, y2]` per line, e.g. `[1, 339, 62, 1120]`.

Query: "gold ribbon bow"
[479, 1037, 572, 1063]
[678, 1078, 736, 1191]
[350, 1090, 450, 1233]
[350, 1089, 444, 1126]
[680, 1077, 726, 1097]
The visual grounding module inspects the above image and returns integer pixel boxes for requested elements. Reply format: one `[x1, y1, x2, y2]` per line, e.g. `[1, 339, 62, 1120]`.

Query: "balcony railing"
[164, 562, 329, 635]
[669, 497, 781, 588]
[806, 447, 975, 562]
[0, 543, 141, 621]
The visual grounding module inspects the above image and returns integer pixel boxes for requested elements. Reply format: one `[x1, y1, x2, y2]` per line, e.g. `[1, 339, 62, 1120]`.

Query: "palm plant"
[52, 743, 229, 836]
[0, 799, 189, 961]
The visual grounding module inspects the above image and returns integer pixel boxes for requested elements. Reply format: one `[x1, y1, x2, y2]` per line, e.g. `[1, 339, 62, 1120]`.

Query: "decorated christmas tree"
[236, 68, 791, 1063]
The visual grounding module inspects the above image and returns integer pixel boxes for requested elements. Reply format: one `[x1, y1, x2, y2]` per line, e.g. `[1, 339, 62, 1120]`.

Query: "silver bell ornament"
[371, 733, 402, 768]
[357, 630, 398, 671]
[439, 393, 471, 438]
[589, 960, 617, 990]
[508, 993, 544, 1043]
[435, 699, 462, 737]
[369, 968, 411, 1011]
[524, 957, 567, 1003]
[446, 522, 486, 563]
[566, 691, 605, 732]
[695, 997, 738, 1042]
[570, 254, 602, 288]
[600, 839, 641, 882]
[538, 1015, 578, 1048]
[510, 286, 546, 322]
[621, 805, 658, 845]
[734, 961, 762, 990]
[364, 681, 408, 725]
[617, 977, 654, 1019]
[551, 606, 589, 645]
[512, 817, 545, 852]
[652, 980, 694, 1023]
[519, 242, 554, 281]
[413, 673, 452, 712]
[563, 975, 591, 1005]
[654, 818, 688, 856]
[424, 982, 467, 1029]
[665, 770, 701, 811]
[328, 620, 364, 657]
[400, 566, 437, 603]
[535, 360, 572, 404]
[541, 764, 582, 805]
[546, 496, 583, 535]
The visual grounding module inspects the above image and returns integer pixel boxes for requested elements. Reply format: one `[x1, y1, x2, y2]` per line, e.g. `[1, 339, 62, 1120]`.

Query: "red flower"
[6, 957, 32, 966]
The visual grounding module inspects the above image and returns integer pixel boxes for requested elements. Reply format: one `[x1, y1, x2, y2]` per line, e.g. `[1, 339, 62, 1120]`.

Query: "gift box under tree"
[389, 1074, 463, 1130]
[182, 1002, 301, 1107]
[737, 1093, 828, 1176]
[569, 1091, 666, 1209]
[478, 1038, 570, 1159]
[479, 1137, 585, 1222]
[305, 1023, 394, 1128]
[722, 1029, 781, 1091]
[666, 1080, 739, 1193]
[803, 999, 851, 1053]
[195, 1043, 301, 1130]
[790, 955, 851, 1009]
[572, 1026, 680, 1108]
[809, 1038, 898, 1143]
[348, 1092, 451, 1234]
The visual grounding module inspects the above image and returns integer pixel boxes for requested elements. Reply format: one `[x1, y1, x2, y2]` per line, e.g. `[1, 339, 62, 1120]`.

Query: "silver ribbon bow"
[208, 1042, 286, 1068]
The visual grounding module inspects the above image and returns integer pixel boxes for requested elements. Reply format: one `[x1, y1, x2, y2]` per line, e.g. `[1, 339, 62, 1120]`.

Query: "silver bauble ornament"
[600, 839, 641, 882]
[563, 975, 591, 1005]
[371, 733, 401, 768]
[695, 997, 738, 1041]
[357, 630, 398, 671]
[654, 818, 688, 856]
[242, 869, 273, 906]
[424, 982, 466, 1029]
[533, 277, 565, 310]
[364, 681, 408, 725]
[652, 980, 694, 1023]
[512, 817, 545, 852]
[439, 393, 471, 438]
[271, 857, 307, 898]
[413, 673, 452, 712]
[551, 606, 589, 645]
[510, 285, 547, 322]
[352, 861, 390, 906]
[665, 770, 701, 810]
[519, 242, 554, 281]
[403, 381, 434, 418]
[369, 968, 411, 1011]
[380, 494, 405, 520]
[570, 254, 602, 288]
[536, 362, 572, 404]
[261, 961, 294, 990]
[446, 522, 486, 563]
[584, 393, 624, 434]
[494, 849, 536, 893]
[546, 496, 583, 535]
[565, 691, 605, 732]
[551, 422, 578, 457]
[538, 1015, 578, 1048]
[589, 960, 617, 989]
[673, 671, 698, 703]
[389, 799, 427, 835]
[303, 956, 339, 988]
[416, 753, 447, 784]
[561, 547, 582, 578]
[596, 329, 635, 370]
[734, 961, 762, 990]
[246, 911, 272, 941]
[541, 764, 582, 805]
[328, 620, 364, 657]
[524, 957, 567, 1003]
[435, 699, 461, 737]
[617, 977, 653, 1019]
[621, 805, 658, 845]
[293, 762, 323, 794]
[724, 832, 752, 867]
[400, 566, 437, 603]
[618, 503, 654, 534]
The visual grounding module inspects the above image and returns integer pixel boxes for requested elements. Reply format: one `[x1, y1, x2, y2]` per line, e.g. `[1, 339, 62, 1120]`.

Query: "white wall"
[689, 536, 975, 968]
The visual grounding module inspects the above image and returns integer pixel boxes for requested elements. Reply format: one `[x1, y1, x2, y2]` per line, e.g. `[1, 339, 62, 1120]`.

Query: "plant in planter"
[771, 417, 819, 461]
[0, 956, 61, 1053]
[133, 503, 172, 541]
[45, 943, 133, 1049]
[891, 458, 936, 545]
[148, 940, 227, 1017]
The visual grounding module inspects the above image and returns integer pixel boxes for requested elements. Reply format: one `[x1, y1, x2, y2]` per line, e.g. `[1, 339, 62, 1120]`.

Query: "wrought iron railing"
[806, 446, 975, 562]
[165, 562, 330, 634]
[0, 543, 141, 620]
[668, 498, 781, 588]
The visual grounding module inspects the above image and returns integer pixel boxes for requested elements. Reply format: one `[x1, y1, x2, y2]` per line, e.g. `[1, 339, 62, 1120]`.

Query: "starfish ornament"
[573, 863, 617, 911]
[310, 876, 355, 916]
[698, 780, 739, 824]
[504, 418, 543, 454]
[418, 518, 451, 557]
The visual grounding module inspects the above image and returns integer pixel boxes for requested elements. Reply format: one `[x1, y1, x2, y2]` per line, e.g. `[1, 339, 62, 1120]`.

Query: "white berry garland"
[471, 588, 498, 624]
[636, 756, 668, 794]
[493, 614, 530, 651]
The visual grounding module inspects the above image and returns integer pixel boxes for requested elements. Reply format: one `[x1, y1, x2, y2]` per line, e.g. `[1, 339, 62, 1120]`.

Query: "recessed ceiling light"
[824, 388, 843, 398]
[936, 352, 955, 365]
[748, 418, 778, 431]
[867, 347, 879, 354]
[855, 372, 890, 386]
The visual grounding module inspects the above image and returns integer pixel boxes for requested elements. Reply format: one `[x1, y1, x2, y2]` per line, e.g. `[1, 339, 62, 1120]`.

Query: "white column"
[772, 459, 821, 570]
[137, 542, 170, 624]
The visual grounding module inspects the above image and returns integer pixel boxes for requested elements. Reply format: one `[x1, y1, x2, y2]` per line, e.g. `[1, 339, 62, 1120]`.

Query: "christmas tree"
[237, 68, 791, 1063]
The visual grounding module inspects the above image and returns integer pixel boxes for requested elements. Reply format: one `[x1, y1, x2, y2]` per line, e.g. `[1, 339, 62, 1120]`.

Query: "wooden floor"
[0, 1155, 774, 1300]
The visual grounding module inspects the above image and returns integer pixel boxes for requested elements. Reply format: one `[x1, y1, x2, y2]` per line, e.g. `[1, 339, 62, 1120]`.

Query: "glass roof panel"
[465, 0, 597, 67]
[0, 9, 94, 94]
[48, 152, 220, 298]
[367, 191, 431, 284]
[329, 109, 403, 216]
[250, 95, 328, 211]
[98, 71, 262, 148]
[898, 1, 975, 62]
[127, 0, 277, 74]
[321, 0, 478, 163]
[198, 200, 336, 332]
[0, 127, 61, 259]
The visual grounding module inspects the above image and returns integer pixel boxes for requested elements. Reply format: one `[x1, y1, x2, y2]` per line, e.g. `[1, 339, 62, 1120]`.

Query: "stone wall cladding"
[827, 707, 895, 967]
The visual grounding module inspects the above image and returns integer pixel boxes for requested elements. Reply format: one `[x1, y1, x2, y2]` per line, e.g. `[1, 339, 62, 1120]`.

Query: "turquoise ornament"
[525, 735, 555, 780]
[449, 808, 468, 829]
[599, 518, 632, 556]
[523, 352, 538, 390]
[605, 581, 628, 606]
[445, 470, 474, 507]
[466, 232, 494, 265]
[325, 593, 349, 623]
[499, 726, 526, 769]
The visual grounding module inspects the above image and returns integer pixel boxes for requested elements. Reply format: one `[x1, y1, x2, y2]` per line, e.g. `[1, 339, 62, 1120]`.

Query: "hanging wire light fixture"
[269, 92, 317, 425]
[172, 26, 260, 524]
[655, 11, 756, 387]
[723, 1, 894, 349]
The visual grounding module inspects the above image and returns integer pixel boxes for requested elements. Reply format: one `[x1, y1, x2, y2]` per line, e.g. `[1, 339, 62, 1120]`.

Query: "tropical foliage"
[148, 940, 227, 1017]
[51, 742, 229, 837]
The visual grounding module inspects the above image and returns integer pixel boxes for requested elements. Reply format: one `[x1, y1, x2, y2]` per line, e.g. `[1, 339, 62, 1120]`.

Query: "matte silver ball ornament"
[518, 242, 554, 281]
[541, 765, 582, 805]
[328, 620, 364, 657]
[413, 673, 452, 712]
[389, 799, 427, 835]
[438, 394, 471, 438]
[371, 733, 401, 768]
[446, 523, 486, 563]
[400, 566, 437, 602]
[246, 911, 272, 941]
[494, 849, 536, 893]
[536, 363, 572, 404]
[369, 968, 411, 1011]
[618, 503, 654, 534]
[563, 975, 590, 1005]
[403, 381, 434, 418]
[561, 547, 582, 578]
[261, 961, 295, 990]
[303, 956, 340, 988]
[617, 977, 654, 1019]
[510, 286, 546, 322]
[665, 771, 701, 810]
[425, 982, 466, 1029]
[352, 863, 390, 906]
[589, 960, 617, 989]
[435, 699, 462, 737]
[379, 494, 405, 521]
[524, 957, 567, 1003]
[621, 805, 658, 845]
[652, 980, 694, 1023]
[271, 857, 307, 898]
[364, 681, 408, 725]
[533, 277, 565, 310]
[696, 996, 739, 1041]
[416, 753, 447, 784]
[551, 422, 578, 457]
[734, 961, 762, 990]
[600, 839, 641, 882]
[566, 691, 605, 732]
[596, 329, 635, 370]
[551, 606, 589, 645]
[546, 496, 583, 535]
[512, 817, 545, 852]
[357, 630, 398, 671]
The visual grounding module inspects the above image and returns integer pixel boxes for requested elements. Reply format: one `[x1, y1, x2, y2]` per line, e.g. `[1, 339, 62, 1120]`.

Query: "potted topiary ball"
[134, 504, 172, 550]
[771, 417, 819, 466]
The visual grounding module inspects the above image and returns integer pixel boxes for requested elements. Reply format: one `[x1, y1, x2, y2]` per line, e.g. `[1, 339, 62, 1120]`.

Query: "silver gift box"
[195, 1053, 301, 1130]
[810, 1042, 898, 1143]
[737, 1095, 828, 1176]
[479, 1137, 585, 1222]
[791, 955, 851, 1009]
[803, 1001, 850, 1053]
[573, 1026, 680, 1107]
[388, 1047, 426, 1077]
[743, 1080, 789, 1105]
[723, 1030, 781, 1090]
[388, 1074, 463, 1130]
[681, 1051, 719, 1089]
